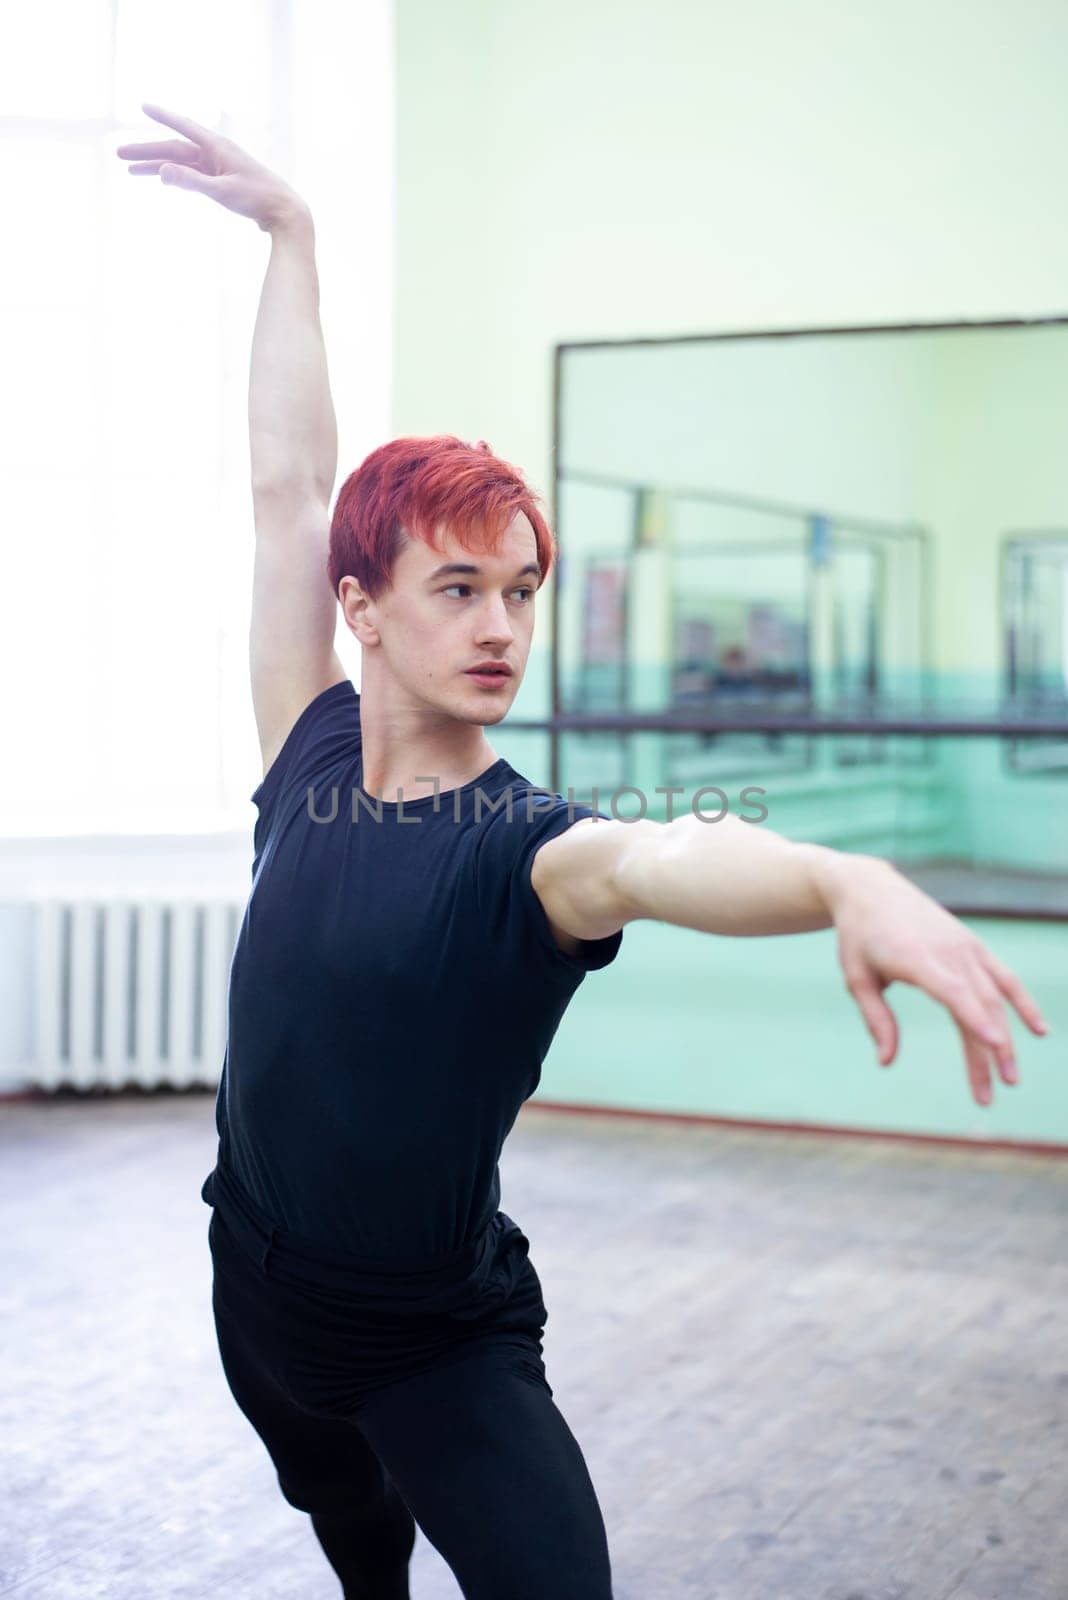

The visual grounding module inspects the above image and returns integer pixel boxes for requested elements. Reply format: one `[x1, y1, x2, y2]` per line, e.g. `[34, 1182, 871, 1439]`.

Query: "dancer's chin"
[457, 679, 516, 722]
[421, 690, 510, 727]
[460, 700, 510, 726]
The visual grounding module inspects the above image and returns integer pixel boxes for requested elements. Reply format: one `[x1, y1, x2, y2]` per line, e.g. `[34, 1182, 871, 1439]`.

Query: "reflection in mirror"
[553, 322, 1068, 917]
[1004, 532, 1068, 774]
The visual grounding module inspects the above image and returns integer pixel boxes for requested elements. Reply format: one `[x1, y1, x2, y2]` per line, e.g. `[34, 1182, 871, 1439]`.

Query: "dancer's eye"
[442, 585, 535, 603]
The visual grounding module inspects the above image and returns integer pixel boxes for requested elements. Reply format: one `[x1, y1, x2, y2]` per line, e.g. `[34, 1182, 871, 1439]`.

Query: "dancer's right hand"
[115, 102, 309, 234]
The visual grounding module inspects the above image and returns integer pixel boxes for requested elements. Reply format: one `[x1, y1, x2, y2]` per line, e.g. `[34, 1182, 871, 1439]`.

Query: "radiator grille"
[31, 897, 241, 1089]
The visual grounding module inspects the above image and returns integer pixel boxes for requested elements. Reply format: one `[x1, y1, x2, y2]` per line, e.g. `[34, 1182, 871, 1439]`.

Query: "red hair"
[327, 435, 557, 600]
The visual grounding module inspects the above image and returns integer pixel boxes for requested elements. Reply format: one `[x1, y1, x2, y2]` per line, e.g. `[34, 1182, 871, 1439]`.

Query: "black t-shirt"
[202, 678, 623, 1262]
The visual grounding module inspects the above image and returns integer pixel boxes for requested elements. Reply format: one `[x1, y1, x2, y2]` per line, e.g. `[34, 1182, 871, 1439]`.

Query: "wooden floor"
[2, 1093, 1066, 1600]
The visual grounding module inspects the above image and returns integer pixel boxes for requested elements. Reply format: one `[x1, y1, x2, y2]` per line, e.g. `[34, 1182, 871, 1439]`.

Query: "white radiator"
[29, 896, 242, 1090]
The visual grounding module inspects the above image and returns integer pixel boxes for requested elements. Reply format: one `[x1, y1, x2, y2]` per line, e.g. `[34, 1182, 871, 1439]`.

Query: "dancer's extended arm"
[116, 103, 346, 781]
[530, 812, 1051, 1106]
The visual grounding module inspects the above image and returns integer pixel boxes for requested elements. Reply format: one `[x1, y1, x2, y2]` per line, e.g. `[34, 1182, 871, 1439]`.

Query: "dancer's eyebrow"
[427, 562, 541, 584]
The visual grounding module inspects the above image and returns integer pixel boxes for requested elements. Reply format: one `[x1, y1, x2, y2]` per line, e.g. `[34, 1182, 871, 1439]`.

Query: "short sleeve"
[473, 787, 625, 977]
[250, 678, 360, 862]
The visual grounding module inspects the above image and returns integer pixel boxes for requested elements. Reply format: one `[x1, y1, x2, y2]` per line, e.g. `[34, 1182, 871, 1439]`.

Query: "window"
[1, 0, 392, 834]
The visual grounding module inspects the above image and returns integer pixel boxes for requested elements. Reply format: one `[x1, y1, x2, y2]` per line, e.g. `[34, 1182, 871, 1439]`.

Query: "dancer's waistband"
[201, 1158, 510, 1314]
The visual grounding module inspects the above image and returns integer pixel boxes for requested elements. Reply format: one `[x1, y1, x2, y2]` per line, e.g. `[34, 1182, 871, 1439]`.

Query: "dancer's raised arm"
[116, 104, 346, 782]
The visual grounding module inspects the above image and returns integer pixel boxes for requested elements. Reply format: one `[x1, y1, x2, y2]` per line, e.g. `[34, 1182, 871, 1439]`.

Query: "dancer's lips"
[465, 662, 513, 688]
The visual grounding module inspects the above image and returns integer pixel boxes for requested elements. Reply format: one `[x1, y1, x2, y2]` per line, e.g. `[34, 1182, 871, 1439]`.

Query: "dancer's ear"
[339, 577, 381, 648]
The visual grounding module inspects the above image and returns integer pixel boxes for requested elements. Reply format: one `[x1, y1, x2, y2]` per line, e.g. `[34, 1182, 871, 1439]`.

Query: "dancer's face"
[351, 512, 541, 723]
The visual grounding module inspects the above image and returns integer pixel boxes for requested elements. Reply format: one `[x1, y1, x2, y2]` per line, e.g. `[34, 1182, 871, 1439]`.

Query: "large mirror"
[552, 321, 1068, 914]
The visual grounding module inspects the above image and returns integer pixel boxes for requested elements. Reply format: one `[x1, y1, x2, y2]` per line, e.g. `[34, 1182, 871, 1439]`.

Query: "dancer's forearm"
[617, 811, 862, 937]
[249, 207, 338, 505]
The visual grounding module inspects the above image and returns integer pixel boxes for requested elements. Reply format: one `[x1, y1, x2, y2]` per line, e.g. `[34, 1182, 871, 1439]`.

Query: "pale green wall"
[537, 917, 1067, 1145]
[393, 0, 1068, 1142]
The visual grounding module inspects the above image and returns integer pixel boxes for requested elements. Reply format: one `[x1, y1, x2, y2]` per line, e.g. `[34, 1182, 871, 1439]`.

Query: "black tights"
[209, 1207, 615, 1598]
[309, 1476, 417, 1600]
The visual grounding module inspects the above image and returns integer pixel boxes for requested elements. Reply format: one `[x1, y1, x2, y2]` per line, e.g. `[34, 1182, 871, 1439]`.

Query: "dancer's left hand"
[826, 860, 1050, 1105]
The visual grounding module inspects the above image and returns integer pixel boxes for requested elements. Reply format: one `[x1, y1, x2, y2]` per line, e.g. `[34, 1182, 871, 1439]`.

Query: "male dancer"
[116, 106, 1048, 1600]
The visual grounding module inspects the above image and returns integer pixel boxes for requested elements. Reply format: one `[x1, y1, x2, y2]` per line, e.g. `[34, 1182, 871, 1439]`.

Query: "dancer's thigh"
[354, 1342, 614, 1600]
[210, 1209, 392, 1515]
